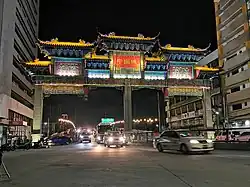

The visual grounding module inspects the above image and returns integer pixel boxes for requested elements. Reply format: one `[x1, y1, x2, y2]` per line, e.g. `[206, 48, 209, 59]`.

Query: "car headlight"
[48, 140, 52, 143]
[88, 135, 91, 138]
[108, 137, 113, 142]
[190, 140, 199, 144]
[119, 137, 125, 141]
[206, 139, 213, 143]
[80, 135, 83, 139]
[97, 136, 101, 140]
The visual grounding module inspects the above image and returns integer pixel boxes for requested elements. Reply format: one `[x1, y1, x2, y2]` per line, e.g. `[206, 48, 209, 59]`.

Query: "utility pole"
[47, 117, 50, 137]
[157, 91, 161, 132]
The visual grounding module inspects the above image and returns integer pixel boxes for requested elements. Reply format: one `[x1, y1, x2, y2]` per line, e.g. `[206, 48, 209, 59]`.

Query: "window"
[243, 84, 246, 89]
[182, 105, 187, 113]
[170, 110, 175, 116]
[195, 101, 202, 110]
[176, 108, 181, 115]
[232, 104, 242, 110]
[188, 103, 194, 112]
[231, 87, 240, 93]
[245, 102, 247, 106]
[240, 132, 250, 136]
[175, 97, 181, 103]
[231, 69, 239, 75]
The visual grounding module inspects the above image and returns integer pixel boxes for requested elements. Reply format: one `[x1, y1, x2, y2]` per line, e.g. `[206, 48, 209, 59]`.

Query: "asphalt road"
[1, 143, 250, 187]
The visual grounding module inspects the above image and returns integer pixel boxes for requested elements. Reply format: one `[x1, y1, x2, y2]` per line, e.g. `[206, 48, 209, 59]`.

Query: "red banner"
[113, 55, 140, 70]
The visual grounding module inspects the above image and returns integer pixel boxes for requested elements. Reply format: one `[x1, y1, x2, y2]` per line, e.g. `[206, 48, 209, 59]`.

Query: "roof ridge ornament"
[108, 32, 116, 36]
[51, 38, 59, 43]
[138, 34, 144, 38]
[79, 39, 86, 44]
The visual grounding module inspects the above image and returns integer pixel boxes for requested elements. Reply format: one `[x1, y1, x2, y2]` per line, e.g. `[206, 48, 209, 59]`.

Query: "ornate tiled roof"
[145, 57, 165, 62]
[38, 38, 94, 48]
[162, 44, 210, 53]
[25, 59, 52, 66]
[84, 53, 110, 60]
[98, 32, 159, 41]
[194, 66, 219, 72]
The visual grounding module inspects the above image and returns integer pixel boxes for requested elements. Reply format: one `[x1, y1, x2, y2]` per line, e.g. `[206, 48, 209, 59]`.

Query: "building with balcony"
[165, 50, 222, 130]
[214, 0, 250, 125]
[0, 0, 40, 145]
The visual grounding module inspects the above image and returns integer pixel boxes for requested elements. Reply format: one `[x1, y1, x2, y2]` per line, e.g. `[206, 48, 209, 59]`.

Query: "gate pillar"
[164, 88, 170, 130]
[32, 85, 43, 142]
[202, 88, 214, 139]
[123, 79, 133, 131]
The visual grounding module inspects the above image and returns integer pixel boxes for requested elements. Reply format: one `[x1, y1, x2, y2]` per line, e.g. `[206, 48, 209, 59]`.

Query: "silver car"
[153, 130, 214, 154]
[104, 132, 126, 148]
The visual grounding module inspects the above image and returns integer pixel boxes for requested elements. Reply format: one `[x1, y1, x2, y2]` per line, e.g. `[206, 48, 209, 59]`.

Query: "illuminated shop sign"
[113, 73, 141, 79]
[168, 87, 202, 96]
[101, 118, 115, 124]
[43, 85, 85, 95]
[169, 65, 193, 79]
[144, 71, 166, 80]
[55, 62, 81, 76]
[87, 70, 110, 79]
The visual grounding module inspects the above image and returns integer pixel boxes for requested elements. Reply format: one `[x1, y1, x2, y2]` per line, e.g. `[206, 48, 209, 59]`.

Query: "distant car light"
[206, 139, 213, 143]
[97, 136, 101, 140]
[190, 140, 199, 144]
[108, 137, 113, 142]
[119, 137, 125, 141]
[80, 135, 83, 139]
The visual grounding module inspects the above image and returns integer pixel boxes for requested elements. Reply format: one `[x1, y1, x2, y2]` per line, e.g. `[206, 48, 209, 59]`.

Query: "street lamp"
[58, 118, 76, 130]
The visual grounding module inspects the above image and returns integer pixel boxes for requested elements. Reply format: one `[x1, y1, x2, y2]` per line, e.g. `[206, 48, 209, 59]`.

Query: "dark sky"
[39, 0, 217, 126]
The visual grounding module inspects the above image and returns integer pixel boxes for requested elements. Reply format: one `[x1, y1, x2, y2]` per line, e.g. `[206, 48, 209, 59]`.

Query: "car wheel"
[180, 144, 189, 154]
[157, 143, 163, 152]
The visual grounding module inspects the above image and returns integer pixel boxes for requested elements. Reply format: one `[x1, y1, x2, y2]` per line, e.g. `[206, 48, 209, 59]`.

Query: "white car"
[153, 130, 214, 154]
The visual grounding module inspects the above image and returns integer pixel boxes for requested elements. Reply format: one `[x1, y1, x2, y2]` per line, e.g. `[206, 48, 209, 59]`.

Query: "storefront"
[0, 120, 8, 146]
[8, 110, 32, 140]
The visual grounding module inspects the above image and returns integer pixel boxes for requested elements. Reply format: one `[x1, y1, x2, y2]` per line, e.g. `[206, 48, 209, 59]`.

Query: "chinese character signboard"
[54, 62, 82, 76]
[168, 65, 193, 79]
[168, 87, 203, 96]
[43, 85, 85, 95]
[113, 51, 141, 78]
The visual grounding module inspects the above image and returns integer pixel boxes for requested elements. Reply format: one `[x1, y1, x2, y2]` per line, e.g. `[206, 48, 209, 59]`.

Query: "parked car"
[236, 131, 250, 141]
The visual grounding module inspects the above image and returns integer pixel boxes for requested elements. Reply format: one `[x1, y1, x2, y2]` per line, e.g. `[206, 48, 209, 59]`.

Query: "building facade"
[165, 50, 222, 130]
[214, 0, 250, 126]
[0, 0, 39, 145]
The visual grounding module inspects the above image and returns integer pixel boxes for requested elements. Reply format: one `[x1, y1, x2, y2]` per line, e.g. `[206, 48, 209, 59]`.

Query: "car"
[153, 130, 214, 154]
[80, 132, 91, 143]
[96, 134, 105, 144]
[236, 131, 250, 141]
[104, 132, 126, 148]
[49, 136, 72, 146]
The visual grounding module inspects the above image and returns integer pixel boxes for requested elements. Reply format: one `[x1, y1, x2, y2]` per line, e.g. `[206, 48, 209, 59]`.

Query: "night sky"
[39, 0, 217, 126]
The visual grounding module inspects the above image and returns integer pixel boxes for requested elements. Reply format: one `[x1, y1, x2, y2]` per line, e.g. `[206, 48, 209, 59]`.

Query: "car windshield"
[177, 131, 200, 137]
[232, 131, 240, 136]
[108, 132, 121, 136]
[81, 132, 90, 135]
